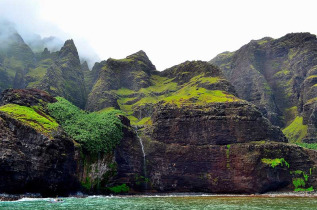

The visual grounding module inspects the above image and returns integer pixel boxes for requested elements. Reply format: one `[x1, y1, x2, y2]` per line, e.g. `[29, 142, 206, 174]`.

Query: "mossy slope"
[87, 56, 241, 125]
[0, 104, 59, 138]
[283, 117, 308, 143]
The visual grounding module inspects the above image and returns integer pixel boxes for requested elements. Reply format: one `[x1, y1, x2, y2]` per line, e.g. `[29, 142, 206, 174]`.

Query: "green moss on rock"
[116, 73, 240, 124]
[0, 104, 59, 137]
[294, 186, 314, 192]
[108, 184, 130, 193]
[26, 59, 53, 88]
[261, 158, 289, 168]
[284, 106, 298, 126]
[296, 143, 317, 150]
[283, 116, 308, 143]
[292, 178, 306, 189]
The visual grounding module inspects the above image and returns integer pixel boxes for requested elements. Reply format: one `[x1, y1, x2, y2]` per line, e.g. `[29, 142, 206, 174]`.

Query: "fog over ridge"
[0, 0, 100, 68]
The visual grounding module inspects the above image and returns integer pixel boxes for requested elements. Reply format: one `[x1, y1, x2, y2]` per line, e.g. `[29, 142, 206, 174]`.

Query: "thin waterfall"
[134, 127, 147, 189]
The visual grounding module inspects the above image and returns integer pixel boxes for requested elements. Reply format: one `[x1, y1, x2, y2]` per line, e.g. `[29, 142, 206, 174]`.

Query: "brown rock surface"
[210, 33, 317, 141]
[0, 88, 56, 107]
[0, 111, 78, 196]
[151, 102, 286, 145]
[145, 141, 317, 193]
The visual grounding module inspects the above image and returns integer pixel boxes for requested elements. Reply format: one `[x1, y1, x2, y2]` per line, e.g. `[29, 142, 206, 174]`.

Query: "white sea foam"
[15, 197, 49, 202]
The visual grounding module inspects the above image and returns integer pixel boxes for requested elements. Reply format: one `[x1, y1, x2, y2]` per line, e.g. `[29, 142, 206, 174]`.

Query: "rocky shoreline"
[3, 191, 317, 202]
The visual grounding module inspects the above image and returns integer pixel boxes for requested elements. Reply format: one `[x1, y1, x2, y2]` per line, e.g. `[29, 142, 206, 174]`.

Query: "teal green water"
[1, 196, 317, 210]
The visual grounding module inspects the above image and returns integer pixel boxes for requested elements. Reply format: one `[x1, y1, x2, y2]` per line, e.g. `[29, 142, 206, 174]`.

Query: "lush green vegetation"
[47, 97, 123, 154]
[294, 186, 314, 192]
[108, 184, 130, 193]
[261, 158, 289, 168]
[296, 143, 317, 150]
[307, 75, 317, 80]
[288, 48, 298, 60]
[284, 106, 298, 126]
[116, 74, 241, 125]
[2, 57, 24, 77]
[289, 168, 314, 191]
[215, 51, 234, 61]
[306, 97, 317, 104]
[259, 158, 315, 192]
[169, 88, 237, 105]
[282, 116, 308, 143]
[111, 58, 134, 63]
[274, 69, 291, 77]
[292, 177, 314, 192]
[26, 59, 53, 88]
[257, 39, 269, 45]
[290, 170, 310, 181]
[292, 178, 306, 189]
[81, 177, 92, 190]
[0, 104, 59, 137]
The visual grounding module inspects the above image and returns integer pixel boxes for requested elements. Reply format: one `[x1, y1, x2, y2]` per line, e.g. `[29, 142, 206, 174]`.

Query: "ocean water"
[1, 195, 317, 210]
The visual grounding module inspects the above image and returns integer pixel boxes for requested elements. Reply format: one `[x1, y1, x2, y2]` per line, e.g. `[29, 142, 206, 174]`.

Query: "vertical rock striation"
[210, 33, 317, 142]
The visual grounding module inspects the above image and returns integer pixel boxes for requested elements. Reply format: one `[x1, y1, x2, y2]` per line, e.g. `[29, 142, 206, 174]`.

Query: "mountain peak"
[162, 60, 223, 85]
[277, 32, 317, 44]
[64, 39, 75, 46]
[126, 50, 149, 62]
[126, 50, 147, 58]
[106, 50, 156, 74]
[58, 39, 80, 62]
[59, 39, 77, 54]
[81, 61, 89, 72]
[126, 50, 156, 72]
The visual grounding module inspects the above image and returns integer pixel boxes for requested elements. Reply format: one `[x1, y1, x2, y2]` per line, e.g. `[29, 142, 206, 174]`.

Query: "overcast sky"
[0, 0, 316, 70]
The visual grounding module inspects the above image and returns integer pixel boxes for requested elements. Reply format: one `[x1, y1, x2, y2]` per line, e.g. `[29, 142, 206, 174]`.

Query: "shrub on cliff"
[47, 97, 123, 154]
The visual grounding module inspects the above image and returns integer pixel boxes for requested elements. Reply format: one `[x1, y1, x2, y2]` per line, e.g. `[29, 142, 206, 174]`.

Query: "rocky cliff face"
[86, 55, 317, 193]
[36, 40, 87, 108]
[77, 116, 145, 193]
[0, 89, 79, 196]
[0, 89, 144, 195]
[140, 96, 316, 193]
[210, 33, 317, 143]
[82, 60, 97, 91]
[86, 51, 156, 111]
[132, 59, 308, 193]
[150, 102, 286, 146]
[1, 87, 317, 195]
[145, 141, 317, 193]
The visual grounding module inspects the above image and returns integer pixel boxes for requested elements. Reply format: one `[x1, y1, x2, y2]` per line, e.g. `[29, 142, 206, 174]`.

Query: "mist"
[1, 0, 317, 70]
[0, 0, 100, 68]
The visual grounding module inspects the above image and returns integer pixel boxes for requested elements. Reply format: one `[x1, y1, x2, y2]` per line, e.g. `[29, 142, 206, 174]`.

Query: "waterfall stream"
[134, 127, 147, 188]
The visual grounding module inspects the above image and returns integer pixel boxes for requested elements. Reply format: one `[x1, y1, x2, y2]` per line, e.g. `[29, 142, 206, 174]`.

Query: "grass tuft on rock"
[282, 116, 308, 143]
[0, 104, 59, 137]
[261, 158, 289, 168]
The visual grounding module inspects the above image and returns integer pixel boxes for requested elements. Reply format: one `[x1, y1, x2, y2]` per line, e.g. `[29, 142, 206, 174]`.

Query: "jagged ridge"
[210, 32, 317, 143]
